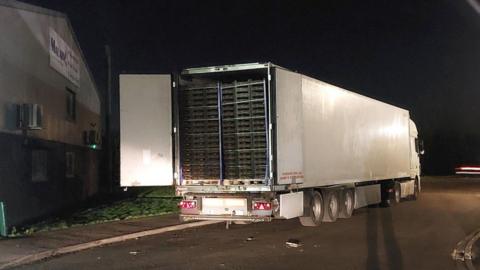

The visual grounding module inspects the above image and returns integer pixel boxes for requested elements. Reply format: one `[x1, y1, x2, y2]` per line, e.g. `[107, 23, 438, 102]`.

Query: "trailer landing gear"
[394, 182, 401, 204]
[381, 180, 400, 207]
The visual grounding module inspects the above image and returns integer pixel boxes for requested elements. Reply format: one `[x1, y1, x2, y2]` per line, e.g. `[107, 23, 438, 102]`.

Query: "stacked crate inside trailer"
[180, 84, 220, 182]
[222, 80, 267, 183]
[179, 79, 268, 185]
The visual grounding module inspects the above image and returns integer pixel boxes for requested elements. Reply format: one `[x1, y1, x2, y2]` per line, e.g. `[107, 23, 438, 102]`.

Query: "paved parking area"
[17, 176, 480, 270]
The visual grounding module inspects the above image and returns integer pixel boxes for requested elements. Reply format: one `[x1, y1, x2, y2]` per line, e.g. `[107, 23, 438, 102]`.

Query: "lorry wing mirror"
[419, 140, 425, 155]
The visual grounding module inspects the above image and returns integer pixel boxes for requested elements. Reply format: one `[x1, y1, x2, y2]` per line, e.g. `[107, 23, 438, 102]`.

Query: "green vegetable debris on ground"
[8, 187, 180, 237]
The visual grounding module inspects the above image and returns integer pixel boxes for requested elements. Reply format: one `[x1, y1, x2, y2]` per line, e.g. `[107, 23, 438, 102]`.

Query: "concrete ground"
[15, 176, 480, 270]
[0, 214, 183, 268]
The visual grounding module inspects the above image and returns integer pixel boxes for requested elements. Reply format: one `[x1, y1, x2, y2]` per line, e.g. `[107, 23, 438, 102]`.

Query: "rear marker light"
[253, 201, 272, 211]
[179, 200, 197, 209]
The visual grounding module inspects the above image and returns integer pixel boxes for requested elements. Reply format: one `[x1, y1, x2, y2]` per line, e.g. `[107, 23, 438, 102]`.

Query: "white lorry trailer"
[120, 63, 423, 226]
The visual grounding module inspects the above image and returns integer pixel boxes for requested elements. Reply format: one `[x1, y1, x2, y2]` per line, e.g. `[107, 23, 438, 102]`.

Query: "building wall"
[0, 1, 101, 228]
[0, 133, 100, 227]
[0, 2, 100, 144]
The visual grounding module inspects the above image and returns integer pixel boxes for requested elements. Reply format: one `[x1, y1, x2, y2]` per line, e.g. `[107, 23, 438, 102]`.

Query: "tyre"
[339, 189, 355, 218]
[323, 190, 340, 222]
[394, 182, 401, 204]
[380, 181, 395, 207]
[299, 191, 324, 226]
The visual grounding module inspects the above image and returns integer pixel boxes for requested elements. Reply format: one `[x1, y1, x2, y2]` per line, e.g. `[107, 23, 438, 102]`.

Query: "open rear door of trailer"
[119, 74, 173, 186]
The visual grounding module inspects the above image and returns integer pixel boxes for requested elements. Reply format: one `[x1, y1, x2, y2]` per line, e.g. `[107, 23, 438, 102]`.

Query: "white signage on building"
[49, 28, 80, 86]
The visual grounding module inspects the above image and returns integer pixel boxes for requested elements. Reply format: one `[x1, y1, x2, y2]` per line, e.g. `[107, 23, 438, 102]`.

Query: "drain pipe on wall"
[0, 202, 6, 237]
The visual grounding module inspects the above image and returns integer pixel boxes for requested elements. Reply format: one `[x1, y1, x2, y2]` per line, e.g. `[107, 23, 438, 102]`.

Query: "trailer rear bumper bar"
[176, 185, 275, 195]
[180, 214, 272, 222]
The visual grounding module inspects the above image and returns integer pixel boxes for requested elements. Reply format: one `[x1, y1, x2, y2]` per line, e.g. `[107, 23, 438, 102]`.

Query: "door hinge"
[173, 127, 177, 133]
[172, 81, 176, 88]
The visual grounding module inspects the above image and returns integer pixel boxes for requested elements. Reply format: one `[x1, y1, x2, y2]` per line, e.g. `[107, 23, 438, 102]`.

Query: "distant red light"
[253, 201, 272, 211]
[455, 165, 480, 175]
[179, 200, 197, 209]
[457, 166, 480, 171]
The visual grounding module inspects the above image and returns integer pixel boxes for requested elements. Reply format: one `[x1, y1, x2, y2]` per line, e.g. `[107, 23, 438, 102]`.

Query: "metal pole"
[105, 45, 113, 193]
[217, 81, 224, 184]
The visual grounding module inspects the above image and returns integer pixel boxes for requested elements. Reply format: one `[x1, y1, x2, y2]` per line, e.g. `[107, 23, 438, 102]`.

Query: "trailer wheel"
[339, 189, 354, 218]
[299, 191, 324, 226]
[323, 190, 339, 222]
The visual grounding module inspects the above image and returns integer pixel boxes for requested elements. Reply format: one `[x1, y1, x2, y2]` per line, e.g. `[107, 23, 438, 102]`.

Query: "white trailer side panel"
[275, 69, 304, 184]
[275, 68, 411, 188]
[119, 74, 173, 187]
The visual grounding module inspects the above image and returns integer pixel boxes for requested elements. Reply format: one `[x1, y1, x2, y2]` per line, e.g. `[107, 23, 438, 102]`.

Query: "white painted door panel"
[120, 74, 173, 186]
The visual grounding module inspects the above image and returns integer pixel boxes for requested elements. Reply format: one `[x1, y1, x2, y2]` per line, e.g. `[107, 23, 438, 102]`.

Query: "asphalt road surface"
[17, 176, 480, 270]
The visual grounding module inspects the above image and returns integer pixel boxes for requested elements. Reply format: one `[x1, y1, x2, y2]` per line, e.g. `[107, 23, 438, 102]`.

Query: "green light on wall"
[89, 144, 97, 149]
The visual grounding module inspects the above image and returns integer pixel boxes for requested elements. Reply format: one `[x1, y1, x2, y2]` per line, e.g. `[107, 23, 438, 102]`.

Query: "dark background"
[24, 0, 480, 175]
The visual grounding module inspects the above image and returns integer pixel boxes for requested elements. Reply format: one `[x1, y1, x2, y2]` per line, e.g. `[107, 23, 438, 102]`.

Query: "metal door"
[119, 74, 173, 186]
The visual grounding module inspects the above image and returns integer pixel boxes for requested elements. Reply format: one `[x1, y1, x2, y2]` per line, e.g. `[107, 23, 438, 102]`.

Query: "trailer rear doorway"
[178, 70, 270, 186]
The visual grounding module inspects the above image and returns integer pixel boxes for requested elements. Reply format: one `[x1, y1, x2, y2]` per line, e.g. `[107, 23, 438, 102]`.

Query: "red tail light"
[179, 200, 197, 209]
[253, 201, 272, 210]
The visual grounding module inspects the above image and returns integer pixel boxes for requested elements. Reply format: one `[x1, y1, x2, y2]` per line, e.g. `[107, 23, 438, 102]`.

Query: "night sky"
[24, 0, 480, 174]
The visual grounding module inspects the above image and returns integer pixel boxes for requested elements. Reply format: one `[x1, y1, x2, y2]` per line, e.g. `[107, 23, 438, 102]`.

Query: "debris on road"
[129, 251, 141, 255]
[452, 228, 480, 262]
[246, 236, 254, 241]
[285, 239, 302, 248]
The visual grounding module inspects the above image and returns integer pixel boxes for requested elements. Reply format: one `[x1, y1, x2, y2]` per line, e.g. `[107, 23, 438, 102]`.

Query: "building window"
[32, 150, 48, 182]
[66, 88, 76, 121]
[65, 152, 76, 178]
